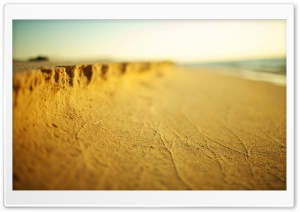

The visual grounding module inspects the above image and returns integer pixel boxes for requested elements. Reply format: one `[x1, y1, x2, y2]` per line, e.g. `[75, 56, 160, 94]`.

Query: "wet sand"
[13, 62, 286, 190]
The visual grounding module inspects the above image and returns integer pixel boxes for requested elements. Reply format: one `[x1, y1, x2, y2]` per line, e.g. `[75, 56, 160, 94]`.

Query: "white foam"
[223, 69, 286, 86]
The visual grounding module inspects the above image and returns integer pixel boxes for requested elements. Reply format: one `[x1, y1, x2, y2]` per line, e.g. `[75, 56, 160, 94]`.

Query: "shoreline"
[13, 62, 286, 190]
[179, 65, 286, 86]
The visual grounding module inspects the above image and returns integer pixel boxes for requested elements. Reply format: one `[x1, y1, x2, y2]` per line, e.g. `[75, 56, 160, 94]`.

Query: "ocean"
[182, 58, 286, 86]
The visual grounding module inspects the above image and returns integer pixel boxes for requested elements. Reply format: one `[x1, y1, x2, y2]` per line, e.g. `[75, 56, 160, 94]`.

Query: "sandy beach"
[13, 62, 286, 190]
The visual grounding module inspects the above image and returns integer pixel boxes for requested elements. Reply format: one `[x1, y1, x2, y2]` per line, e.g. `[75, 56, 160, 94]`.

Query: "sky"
[13, 20, 286, 63]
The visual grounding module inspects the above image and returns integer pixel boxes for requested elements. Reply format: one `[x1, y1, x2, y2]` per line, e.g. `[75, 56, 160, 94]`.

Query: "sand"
[13, 61, 286, 190]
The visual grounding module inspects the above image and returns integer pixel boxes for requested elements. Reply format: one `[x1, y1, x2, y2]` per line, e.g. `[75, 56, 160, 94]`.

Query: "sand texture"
[13, 62, 286, 190]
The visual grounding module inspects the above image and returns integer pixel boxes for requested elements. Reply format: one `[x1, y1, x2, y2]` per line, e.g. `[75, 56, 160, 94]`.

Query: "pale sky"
[13, 20, 286, 63]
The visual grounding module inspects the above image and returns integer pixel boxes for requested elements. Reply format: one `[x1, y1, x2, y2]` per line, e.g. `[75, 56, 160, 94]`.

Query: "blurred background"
[13, 20, 286, 81]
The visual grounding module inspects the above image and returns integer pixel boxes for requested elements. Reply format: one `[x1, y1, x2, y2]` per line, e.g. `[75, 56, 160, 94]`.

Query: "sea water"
[182, 58, 286, 86]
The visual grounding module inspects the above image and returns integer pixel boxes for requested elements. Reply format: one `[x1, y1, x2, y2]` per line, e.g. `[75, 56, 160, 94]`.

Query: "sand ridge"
[13, 62, 173, 100]
[13, 62, 286, 190]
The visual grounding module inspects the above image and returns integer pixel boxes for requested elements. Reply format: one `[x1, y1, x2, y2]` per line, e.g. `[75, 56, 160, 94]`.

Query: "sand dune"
[13, 62, 286, 190]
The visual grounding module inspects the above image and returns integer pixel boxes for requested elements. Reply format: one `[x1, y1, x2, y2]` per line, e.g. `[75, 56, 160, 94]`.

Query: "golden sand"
[13, 62, 286, 190]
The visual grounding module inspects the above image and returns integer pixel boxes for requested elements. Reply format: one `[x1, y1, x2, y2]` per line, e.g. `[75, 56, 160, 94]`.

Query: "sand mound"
[13, 62, 286, 190]
[13, 62, 173, 105]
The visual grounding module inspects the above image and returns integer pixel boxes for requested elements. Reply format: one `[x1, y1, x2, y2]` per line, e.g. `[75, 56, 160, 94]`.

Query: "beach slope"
[13, 62, 286, 190]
